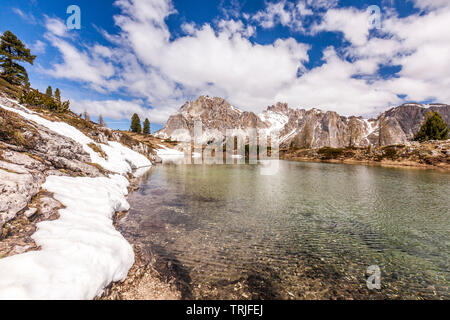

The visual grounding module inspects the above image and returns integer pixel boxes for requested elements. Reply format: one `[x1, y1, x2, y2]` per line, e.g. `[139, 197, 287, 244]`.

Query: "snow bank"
[0, 175, 133, 299]
[0, 103, 152, 176]
[156, 144, 185, 162]
[0, 102, 154, 299]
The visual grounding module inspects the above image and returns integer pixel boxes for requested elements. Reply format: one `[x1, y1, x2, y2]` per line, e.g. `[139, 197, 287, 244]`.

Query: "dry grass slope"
[0, 107, 40, 149]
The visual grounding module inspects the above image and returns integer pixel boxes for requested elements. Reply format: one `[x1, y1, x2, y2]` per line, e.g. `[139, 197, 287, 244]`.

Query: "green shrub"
[19, 87, 70, 113]
[383, 146, 398, 159]
[317, 147, 344, 159]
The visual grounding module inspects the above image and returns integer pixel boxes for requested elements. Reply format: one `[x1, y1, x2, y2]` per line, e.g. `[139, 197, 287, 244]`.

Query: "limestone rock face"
[157, 97, 450, 149]
[381, 104, 450, 141]
[0, 142, 98, 235]
[0, 98, 102, 234]
[0, 157, 44, 231]
[157, 96, 267, 143]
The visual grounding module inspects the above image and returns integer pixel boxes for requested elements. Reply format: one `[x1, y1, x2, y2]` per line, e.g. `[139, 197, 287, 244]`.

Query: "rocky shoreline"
[280, 140, 450, 171]
[98, 177, 182, 300]
[98, 245, 181, 300]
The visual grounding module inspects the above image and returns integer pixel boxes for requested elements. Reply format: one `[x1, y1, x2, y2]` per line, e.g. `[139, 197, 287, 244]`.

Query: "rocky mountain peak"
[266, 102, 291, 114]
[179, 96, 238, 118]
[157, 97, 450, 148]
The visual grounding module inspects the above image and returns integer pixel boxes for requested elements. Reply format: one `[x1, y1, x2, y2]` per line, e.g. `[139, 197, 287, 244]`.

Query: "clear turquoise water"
[121, 161, 449, 299]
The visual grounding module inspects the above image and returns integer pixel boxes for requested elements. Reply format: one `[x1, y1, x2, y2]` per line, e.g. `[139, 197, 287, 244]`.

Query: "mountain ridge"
[156, 96, 450, 148]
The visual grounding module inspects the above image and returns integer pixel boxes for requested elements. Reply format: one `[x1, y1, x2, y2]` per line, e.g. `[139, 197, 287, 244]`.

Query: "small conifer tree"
[130, 113, 142, 133]
[143, 118, 150, 135]
[54, 88, 61, 103]
[45, 86, 52, 97]
[414, 112, 449, 142]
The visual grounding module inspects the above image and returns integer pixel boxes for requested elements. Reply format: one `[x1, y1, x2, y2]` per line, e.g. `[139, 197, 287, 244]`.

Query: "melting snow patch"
[259, 111, 289, 134]
[156, 144, 185, 161]
[0, 175, 134, 299]
[280, 129, 297, 144]
[0, 101, 155, 299]
[364, 119, 378, 136]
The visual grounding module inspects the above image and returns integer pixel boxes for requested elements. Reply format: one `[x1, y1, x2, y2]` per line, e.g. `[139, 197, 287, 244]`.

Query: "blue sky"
[1, 0, 449, 131]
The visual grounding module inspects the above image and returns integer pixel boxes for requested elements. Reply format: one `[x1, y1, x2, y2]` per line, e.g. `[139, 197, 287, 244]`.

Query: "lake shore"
[280, 140, 450, 171]
[99, 178, 182, 300]
[282, 156, 450, 171]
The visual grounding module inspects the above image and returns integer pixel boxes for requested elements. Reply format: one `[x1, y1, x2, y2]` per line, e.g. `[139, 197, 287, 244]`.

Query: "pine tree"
[143, 118, 150, 135]
[45, 86, 52, 97]
[0, 30, 36, 86]
[414, 112, 449, 142]
[54, 88, 61, 103]
[130, 113, 142, 133]
[98, 114, 106, 127]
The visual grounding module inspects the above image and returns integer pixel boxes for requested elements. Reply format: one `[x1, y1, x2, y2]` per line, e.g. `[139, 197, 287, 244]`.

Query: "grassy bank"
[281, 141, 450, 170]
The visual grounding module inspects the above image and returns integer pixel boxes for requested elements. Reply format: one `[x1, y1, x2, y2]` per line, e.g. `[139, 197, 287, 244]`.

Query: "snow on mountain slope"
[259, 110, 289, 135]
[0, 103, 151, 175]
[279, 129, 297, 144]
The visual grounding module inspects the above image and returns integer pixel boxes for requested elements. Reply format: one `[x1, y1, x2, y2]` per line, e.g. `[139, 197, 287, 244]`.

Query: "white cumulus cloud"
[40, 0, 450, 123]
